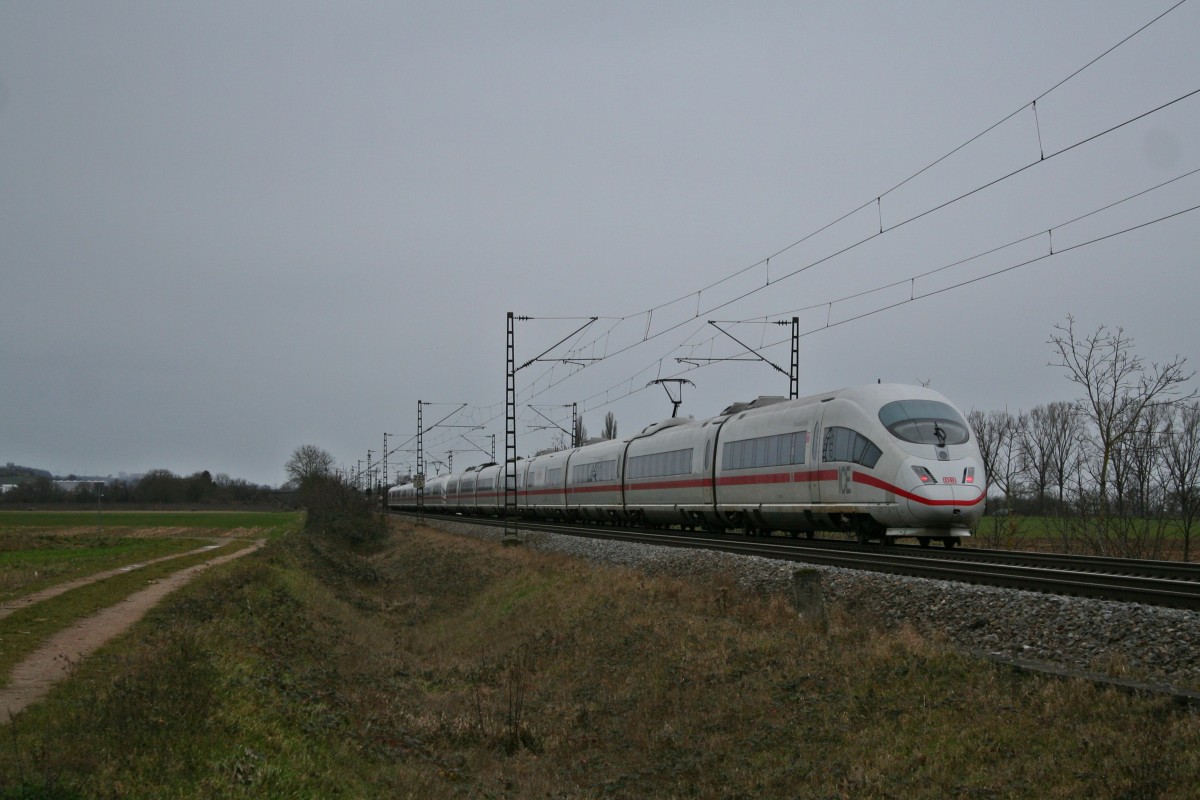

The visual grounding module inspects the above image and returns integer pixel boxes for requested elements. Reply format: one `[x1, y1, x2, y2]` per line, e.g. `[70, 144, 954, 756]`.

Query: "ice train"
[388, 383, 986, 546]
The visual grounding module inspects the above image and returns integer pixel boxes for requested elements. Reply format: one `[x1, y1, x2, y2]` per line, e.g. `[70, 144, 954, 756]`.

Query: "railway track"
[394, 511, 1200, 610]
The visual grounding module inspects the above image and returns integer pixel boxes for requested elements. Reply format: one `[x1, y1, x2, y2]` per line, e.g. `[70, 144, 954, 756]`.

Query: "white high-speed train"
[388, 383, 986, 546]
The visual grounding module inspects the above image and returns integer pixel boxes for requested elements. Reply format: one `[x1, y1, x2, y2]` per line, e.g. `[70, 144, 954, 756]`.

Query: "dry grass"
[3, 518, 1199, 798]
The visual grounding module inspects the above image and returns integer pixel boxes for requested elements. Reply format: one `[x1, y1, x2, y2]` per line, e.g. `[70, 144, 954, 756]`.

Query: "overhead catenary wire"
[672, 166, 1200, 364]
[517, 148, 1200, 421]
[476, 185, 1197, 443]
[476, 164, 1199, 450]
[555, 0, 1191, 335]
[571, 182, 1200, 418]
[403, 2, 1197, 463]
[506, 79, 1200, 422]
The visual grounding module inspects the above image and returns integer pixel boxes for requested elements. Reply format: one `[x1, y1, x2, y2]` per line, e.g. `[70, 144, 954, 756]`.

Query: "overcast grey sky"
[2, 1, 1197, 486]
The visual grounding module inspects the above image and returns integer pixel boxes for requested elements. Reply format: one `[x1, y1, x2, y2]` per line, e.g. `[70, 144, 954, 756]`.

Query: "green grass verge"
[2, 522, 1197, 798]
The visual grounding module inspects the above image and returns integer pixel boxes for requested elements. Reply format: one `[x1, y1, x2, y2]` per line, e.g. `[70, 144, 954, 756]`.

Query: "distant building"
[53, 480, 106, 492]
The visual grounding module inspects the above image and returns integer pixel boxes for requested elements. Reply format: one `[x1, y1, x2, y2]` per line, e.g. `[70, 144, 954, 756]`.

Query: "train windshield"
[878, 399, 970, 446]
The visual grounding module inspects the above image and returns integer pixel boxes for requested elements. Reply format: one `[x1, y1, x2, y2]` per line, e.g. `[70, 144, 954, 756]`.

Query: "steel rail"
[887, 543, 1200, 583]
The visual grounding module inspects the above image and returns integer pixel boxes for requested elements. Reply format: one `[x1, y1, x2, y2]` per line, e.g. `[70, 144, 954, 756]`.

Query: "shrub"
[300, 475, 387, 547]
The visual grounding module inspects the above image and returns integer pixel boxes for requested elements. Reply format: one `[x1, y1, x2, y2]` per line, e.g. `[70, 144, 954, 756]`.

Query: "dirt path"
[1, 539, 266, 722]
[0, 542, 225, 621]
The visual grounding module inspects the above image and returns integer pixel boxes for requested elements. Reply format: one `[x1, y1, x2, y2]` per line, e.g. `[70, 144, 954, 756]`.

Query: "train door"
[701, 419, 722, 508]
[810, 404, 840, 505]
[699, 422, 723, 529]
[783, 408, 816, 514]
[812, 402, 855, 505]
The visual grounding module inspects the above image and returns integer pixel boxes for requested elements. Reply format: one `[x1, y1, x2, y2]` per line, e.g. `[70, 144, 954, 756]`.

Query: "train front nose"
[905, 464, 985, 528]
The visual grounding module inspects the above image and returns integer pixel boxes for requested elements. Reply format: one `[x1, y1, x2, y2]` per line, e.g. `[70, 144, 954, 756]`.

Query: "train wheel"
[918, 537, 931, 548]
[942, 538, 958, 549]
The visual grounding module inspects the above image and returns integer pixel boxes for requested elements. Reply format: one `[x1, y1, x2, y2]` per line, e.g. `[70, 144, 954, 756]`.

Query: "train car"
[709, 384, 983, 544]
[475, 462, 503, 515]
[444, 472, 461, 513]
[565, 437, 627, 523]
[709, 395, 814, 533]
[523, 448, 572, 520]
[425, 473, 450, 512]
[622, 417, 716, 529]
[457, 466, 480, 515]
[514, 459, 531, 516]
[387, 482, 415, 509]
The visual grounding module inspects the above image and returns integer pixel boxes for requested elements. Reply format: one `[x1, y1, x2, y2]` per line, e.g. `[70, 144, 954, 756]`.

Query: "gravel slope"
[425, 518, 1200, 692]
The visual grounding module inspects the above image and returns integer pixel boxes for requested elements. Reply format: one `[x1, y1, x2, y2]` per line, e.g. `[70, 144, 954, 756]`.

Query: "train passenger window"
[878, 400, 970, 445]
[628, 448, 693, 479]
[571, 459, 616, 483]
[721, 432, 808, 470]
[821, 427, 882, 469]
[546, 468, 563, 486]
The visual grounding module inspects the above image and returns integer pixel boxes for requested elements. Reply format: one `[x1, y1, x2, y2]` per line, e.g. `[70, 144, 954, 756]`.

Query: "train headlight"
[911, 466, 937, 484]
[963, 467, 976, 484]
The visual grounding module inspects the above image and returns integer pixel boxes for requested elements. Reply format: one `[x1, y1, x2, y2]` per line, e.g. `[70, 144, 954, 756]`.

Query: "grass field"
[968, 513, 1198, 560]
[0, 537, 205, 602]
[0, 509, 302, 534]
[2, 517, 1197, 798]
[0, 510, 303, 602]
[0, 539, 256, 680]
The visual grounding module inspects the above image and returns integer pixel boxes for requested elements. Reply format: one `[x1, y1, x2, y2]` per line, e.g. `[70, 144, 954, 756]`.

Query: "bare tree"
[1104, 403, 1172, 558]
[968, 408, 1024, 506]
[1048, 316, 1194, 556]
[572, 417, 588, 448]
[1161, 401, 1200, 562]
[1049, 315, 1194, 517]
[602, 411, 618, 440]
[969, 408, 1026, 548]
[1120, 402, 1168, 519]
[1020, 401, 1080, 513]
[285, 444, 335, 488]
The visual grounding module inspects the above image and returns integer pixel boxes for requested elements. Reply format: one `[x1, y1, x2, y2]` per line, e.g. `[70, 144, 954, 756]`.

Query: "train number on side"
[838, 465, 853, 494]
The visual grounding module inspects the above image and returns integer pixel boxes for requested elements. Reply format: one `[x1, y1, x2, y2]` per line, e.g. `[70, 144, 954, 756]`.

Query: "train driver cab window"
[822, 427, 882, 469]
[878, 399, 970, 446]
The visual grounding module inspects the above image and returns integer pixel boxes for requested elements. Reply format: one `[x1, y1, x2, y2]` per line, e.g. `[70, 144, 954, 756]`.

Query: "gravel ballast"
[421, 518, 1200, 692]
